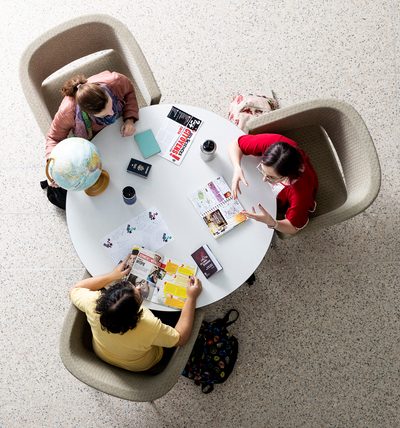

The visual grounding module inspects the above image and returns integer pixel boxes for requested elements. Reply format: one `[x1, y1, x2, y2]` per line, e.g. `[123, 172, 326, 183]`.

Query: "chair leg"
[246, 273, 256, 286]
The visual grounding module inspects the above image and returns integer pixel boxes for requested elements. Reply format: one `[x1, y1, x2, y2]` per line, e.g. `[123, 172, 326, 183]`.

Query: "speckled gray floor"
[1, 1, 399, 427]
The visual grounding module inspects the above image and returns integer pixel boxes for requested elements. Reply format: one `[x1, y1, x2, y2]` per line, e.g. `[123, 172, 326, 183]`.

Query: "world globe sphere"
[48, 137, 102, 191]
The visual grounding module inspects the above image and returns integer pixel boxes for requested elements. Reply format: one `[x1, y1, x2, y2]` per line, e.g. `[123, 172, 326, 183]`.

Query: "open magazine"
[125, 246, 197, 309]
[189, 176, 247, 238]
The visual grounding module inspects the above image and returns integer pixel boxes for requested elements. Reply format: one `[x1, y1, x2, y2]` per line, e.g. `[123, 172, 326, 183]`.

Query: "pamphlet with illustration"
[189, 176, 247, 238]
[100, 208, 173, 265]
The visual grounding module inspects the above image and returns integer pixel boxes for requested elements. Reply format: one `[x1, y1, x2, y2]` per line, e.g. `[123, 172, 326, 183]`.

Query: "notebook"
[188, 176, 247, 238]
[134, 129, 161, 158]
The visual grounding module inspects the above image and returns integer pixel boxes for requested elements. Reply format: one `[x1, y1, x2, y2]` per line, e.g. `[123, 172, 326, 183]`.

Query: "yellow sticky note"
[163, 282, 177, 295]
[177, 265, 196, 276]
[164, 282, 187, 298]
[165, 261, 178, 275]
[164, 296, 184, 309]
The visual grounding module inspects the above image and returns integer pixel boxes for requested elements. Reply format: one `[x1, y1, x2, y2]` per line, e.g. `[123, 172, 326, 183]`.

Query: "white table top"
[66, 104, 276, 310]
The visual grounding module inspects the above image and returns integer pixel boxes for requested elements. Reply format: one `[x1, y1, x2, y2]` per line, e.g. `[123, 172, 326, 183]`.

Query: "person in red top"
[229, 134, 318, 235]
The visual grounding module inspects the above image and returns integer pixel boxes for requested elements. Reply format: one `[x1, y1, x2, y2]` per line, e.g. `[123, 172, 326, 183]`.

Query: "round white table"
[66, 104, 276, 310]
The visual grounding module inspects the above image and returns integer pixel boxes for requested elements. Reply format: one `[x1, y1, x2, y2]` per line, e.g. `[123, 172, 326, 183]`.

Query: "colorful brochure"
[189, 176, 247, 238]
[125, 246, 197, 309]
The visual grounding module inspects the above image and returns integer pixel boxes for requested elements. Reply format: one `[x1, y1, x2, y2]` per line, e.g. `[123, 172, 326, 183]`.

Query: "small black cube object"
[127, 158, 152, 178]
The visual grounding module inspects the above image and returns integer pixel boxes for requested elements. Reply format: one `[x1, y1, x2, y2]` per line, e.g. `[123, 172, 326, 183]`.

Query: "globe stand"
[85, 170, 110, 196]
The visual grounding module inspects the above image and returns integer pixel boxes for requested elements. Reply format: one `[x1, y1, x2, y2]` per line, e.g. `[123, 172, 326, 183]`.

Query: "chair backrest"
[60, 303, 205, 402]
[20, 14, 161, 135]
[246, 99, 381, 237]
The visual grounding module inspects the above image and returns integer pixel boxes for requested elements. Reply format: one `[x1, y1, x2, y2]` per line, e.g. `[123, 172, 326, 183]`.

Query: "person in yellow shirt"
[70, 258, 202, 373]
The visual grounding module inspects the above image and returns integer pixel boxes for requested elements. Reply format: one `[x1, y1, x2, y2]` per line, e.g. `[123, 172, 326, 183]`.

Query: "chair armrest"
[95, 15, 161, 105]
[247, 99, 381, 226]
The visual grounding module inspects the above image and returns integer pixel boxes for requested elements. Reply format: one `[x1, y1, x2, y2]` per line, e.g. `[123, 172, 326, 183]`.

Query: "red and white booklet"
[156, 106, 203, 165]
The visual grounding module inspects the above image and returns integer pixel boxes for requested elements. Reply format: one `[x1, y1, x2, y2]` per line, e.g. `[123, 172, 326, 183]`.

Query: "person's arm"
[242, 203, 299, 235]
[272, 219, 298, 235]
[228, 138, 248, 199]
[120, 73, 137, 134]
[70, 258, 131, 292]
[107, 72, 138, 137]
[174, 277, 202, 346]
[114, 73, 139, 122]
[45, 100, 76, 160]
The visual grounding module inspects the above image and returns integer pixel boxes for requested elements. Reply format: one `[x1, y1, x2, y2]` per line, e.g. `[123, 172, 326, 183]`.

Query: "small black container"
[122, 186, 137, 205]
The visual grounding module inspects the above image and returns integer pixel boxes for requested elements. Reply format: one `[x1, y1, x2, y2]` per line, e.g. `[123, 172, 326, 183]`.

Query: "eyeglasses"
[256, 162, 285, 183]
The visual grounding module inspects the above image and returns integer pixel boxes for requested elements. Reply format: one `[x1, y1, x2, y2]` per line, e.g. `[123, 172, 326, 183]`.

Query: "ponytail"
[61, 74, 88, 97]
[60, 74, 108, 114]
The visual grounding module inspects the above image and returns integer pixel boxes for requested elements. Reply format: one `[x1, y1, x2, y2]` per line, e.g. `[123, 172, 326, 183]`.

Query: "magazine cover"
[125, 246, 197, 309]
[156, 106, 203, 165]
[189, 176, 247, 238]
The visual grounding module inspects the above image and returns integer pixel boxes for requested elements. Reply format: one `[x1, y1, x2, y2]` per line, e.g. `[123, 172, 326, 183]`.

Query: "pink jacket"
[45, 71, 139, 158]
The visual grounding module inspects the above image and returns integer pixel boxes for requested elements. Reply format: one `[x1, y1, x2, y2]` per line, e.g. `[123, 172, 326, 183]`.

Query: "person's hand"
[231, 166, 248, 199]
[47, 178, 59, 188]
[242, 203, 276, 227]
[121, 119, 136, 137]
[112, 255, 132, 280]
[187, 277, 202, 300]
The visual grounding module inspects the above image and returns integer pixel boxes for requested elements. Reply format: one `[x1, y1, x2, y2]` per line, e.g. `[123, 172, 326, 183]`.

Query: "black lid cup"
[123, 186, 136, 204]
[203, 140, 215, 152]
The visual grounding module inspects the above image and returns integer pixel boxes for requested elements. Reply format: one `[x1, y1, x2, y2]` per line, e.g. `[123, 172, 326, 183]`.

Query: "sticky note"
[164, 296, 185, 309]
[165, 261, 179, 275]
[164, 282, 187, 298]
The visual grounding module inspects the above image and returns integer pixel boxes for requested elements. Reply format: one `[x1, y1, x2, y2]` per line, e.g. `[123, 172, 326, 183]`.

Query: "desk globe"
[46, 137, 109, 196]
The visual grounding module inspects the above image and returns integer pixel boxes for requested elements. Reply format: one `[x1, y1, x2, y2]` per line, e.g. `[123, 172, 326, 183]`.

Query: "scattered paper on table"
[100, 207, 174, 264]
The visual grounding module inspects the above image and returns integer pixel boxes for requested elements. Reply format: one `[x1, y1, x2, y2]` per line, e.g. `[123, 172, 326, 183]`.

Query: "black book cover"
[191, 245, 222, 278]
[127, 158, 152, 178]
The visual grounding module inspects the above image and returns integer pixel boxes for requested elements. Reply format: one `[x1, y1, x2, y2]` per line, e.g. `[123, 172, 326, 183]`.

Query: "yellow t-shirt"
[70, 288, 180, 372]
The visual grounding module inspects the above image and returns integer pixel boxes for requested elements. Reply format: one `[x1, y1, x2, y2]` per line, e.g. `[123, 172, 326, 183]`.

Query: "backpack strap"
[81, 111, 93, 140]
[222, 309, 239, 327]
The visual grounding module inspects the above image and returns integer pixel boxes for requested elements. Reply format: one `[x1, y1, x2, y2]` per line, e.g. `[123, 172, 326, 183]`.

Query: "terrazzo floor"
[1, 1, 399, 427]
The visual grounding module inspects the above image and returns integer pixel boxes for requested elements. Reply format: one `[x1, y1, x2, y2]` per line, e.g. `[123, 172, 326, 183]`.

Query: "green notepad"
[134, 129, 161, 158]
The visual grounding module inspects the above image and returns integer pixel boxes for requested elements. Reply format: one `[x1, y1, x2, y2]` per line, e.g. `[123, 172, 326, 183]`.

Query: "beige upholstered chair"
[19, 14, 161, 135]
[246, 99, 381, 238]
[60, 302, 205, 402]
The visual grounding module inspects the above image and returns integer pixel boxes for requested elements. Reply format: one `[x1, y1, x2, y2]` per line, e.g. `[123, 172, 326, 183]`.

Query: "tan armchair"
[19, 14, 161, 135]
[246, 99, 381, 238]
[60, 303, 204, 402]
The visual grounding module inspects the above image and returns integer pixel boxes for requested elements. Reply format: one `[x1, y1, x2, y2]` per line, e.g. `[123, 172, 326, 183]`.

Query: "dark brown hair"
[261, 142, 303, 179]
[95, 281, 143, 334]
[61, 74, 108, 114]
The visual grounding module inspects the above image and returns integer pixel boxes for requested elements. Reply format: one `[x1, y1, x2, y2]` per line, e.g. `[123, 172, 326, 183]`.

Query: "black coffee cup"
[122, 186, 136, 205]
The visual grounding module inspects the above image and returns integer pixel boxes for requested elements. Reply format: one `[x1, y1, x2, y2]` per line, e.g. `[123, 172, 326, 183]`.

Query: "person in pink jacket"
[45, 70, 139, 186]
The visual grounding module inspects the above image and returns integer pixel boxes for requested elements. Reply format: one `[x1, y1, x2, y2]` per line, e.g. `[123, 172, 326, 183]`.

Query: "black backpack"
[182, 309, 239, 393]
[40, 180, 67, 210]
